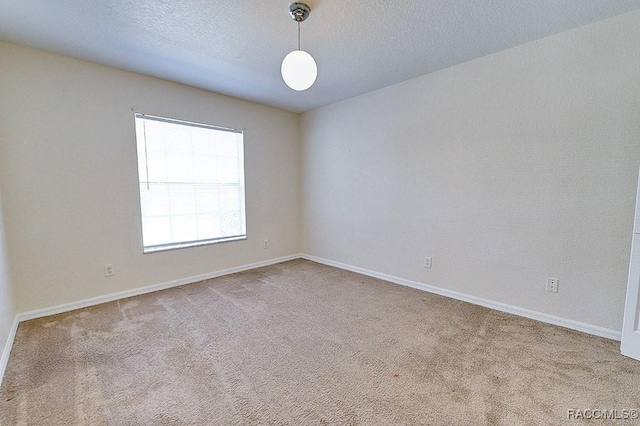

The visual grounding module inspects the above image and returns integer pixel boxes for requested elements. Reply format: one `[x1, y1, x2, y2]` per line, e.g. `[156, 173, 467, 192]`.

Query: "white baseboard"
[17, 254, 302, 322]
[1, 251, 621, 390]
[0, 315, 20, 389]
[1, 254, 300, 388]
[301, 254, 622, 341]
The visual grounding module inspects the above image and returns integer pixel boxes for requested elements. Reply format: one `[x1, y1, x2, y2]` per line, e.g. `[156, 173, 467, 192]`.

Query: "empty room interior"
[2, 1, 640, 424]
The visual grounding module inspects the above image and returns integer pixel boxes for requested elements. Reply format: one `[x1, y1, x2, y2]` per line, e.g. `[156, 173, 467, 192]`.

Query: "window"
[134, 113, 246, 253]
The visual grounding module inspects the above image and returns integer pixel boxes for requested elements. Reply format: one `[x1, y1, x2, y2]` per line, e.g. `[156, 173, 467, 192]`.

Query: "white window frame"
[134, 113, 246, 253]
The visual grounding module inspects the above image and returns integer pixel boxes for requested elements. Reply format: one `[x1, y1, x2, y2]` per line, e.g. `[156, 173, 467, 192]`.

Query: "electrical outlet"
[263, 239, 269, 249]
[546, 278, 558, 293]
[104, 264, 114, 277]
[424, 257, 432, 269]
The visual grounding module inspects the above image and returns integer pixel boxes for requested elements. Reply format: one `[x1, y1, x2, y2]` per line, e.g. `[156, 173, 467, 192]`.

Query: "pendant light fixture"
[281, 2, 317, 91]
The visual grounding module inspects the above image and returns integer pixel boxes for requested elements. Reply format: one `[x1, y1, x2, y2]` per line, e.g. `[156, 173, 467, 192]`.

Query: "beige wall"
[0, 42, 301, 313]
[301, 11, 640, 331]
[2, 11, 640, 335]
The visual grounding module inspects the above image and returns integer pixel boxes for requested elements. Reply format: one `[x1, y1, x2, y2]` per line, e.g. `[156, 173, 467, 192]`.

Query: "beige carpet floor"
[1, 259, 640, 425]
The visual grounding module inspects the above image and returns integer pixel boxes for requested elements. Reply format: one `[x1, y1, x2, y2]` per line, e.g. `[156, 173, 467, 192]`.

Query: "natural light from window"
[134, 113, 246, 253]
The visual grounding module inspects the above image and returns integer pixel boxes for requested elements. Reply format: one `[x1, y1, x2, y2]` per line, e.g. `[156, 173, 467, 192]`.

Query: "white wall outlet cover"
[104, 264, 114, 277]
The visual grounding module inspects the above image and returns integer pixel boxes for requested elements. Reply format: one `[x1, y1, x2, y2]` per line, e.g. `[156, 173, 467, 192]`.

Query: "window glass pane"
[193, 155, 216, 183]
[169, 185, 196, 216]
[145, 151, 167, 183]
[220, 212, 241, 236]
[217, 134, 239, 156]
[196, 186, 219, 213]
[134, 113, 246, 251]
[192, 133, 216, 154]
[142, 216, 171, 247]
[140, 184, 170, 217]
[216, 158, 238, 183]
[165, 129, 191, 154]
[197, 214, 220, 238]
[219, 186, 240, 211]
[136, 124, 148, 182]
[166, 152, 192, 182]
[171, 215, 198, 242]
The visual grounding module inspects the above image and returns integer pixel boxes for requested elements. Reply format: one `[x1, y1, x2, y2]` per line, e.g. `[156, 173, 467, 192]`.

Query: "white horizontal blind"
[134, 114, 246, 252]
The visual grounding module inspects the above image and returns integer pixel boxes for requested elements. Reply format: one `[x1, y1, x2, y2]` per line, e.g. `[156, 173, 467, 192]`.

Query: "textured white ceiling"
[1, 0, 640, 113]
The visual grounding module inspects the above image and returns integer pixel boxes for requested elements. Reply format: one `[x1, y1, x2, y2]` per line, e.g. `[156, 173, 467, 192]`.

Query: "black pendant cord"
[297, 21, 301, 50]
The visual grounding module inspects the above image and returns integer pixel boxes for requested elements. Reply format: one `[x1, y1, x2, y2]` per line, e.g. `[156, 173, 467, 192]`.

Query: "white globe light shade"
[281, 50, 317, 91]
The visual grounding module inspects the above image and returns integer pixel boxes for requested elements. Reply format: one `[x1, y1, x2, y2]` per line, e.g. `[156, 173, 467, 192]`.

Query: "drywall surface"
[0, 190, 15, 361]
[301, 11, 640, 331]
[0, 42, 301, 313]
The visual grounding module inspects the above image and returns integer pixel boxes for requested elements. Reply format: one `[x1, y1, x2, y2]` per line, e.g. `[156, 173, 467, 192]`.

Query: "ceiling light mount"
[289, 3, 310, 22]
